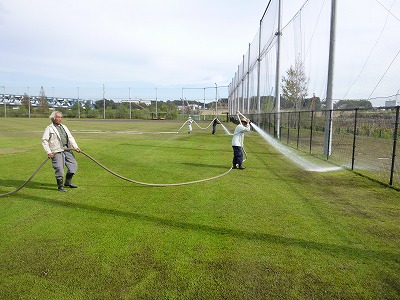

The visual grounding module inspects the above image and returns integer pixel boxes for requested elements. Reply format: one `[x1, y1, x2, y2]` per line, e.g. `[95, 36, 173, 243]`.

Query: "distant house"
[385, 100, 400, 108]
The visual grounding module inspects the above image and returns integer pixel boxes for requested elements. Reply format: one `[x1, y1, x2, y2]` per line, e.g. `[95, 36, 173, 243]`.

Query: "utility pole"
[129, 87, 132, 120]
[274, 0, 282, 138]
[27, 86, 31, 118]
[103, 84, 105, 119]
[324, 0, 337, 156]
[215, 83, 218, 117]
[203, 88, 206, 120]
[1, 86, 5, 118]
[256, 19, 262, 114]
[181, 88, 184, 119]
[155, 87, 158, 120]
[77, 87, 80, 119]
[246, 43, 251, 114]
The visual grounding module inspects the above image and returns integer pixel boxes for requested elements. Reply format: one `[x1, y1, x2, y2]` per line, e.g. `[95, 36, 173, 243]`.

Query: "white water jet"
[250, 123, 342, 172]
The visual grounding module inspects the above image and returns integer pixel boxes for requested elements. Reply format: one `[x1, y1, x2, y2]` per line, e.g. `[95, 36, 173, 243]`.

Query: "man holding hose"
[232, 117, 251, 169]
[42, 111, 81, 192]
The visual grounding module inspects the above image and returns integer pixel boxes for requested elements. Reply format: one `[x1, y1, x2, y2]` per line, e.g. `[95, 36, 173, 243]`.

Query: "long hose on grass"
[177, 119, 221, 132]
[0, 157, 50, 197]
[80, 150, 233, 187]
[0, 149, 234, 197]
[0, 118, 247, 196]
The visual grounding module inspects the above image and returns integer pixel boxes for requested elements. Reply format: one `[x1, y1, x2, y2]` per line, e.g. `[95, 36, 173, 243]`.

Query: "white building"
[385, 100, 400, 108]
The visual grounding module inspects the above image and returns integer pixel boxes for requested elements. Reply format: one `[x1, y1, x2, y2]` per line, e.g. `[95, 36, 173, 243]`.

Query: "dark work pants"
[232, 146, 243, 167]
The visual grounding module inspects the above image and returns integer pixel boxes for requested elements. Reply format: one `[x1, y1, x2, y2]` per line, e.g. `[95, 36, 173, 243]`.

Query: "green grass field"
[0, 118, 399, 299]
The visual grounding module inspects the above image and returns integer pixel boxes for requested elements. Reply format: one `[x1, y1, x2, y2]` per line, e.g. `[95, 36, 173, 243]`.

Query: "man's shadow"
[0, 179, 54, 192]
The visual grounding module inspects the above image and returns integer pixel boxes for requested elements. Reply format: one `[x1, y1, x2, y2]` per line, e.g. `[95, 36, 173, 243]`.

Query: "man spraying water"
[232, 114, 251, 169]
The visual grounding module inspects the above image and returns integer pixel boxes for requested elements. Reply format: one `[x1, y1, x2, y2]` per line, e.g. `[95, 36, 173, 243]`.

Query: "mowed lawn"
[0, 118, 399, 299]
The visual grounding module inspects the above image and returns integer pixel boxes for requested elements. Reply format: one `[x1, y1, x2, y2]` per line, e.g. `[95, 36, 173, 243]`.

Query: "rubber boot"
[64, 173, 78, 188]
[57, 178, 67, 192]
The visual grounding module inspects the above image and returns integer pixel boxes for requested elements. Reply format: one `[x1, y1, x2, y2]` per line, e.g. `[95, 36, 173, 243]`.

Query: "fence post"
[309, 111, 314, 153]
[326, 109, 333, 160]
[297, 111, 301, 149]
[273, 113, 276, 137]
[287, 112, 290, 145]
[268, 113, 271, 134]
[351, 108, 358, 170]
[389, 106, 399, 186]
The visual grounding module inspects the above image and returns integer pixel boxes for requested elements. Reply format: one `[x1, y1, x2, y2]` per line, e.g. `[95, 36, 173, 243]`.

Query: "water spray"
[236, 111, 340, 172]
[250, 122, 341, 172]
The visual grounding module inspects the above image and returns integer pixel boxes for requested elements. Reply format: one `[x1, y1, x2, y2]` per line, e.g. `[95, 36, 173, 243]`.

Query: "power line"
[375, 0, 400, 23]
[368, 48, 400, 99]
[343, 0, 395, 99]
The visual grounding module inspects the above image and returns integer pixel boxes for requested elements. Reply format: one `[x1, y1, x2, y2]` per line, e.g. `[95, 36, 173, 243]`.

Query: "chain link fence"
[248, 107, 400, 189]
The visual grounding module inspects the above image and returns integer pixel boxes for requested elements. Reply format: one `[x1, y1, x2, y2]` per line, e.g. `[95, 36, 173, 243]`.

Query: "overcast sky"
[0, 0, 399, 104]
[0, 0, 270, 100]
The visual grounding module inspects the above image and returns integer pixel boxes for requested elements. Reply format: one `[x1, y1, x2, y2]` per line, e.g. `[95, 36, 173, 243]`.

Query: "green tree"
[21, 93, 30, 110]
[67, 101, 84, 118]
[37, 86, 49, 116]
[281, 60, 309, 110]
[94, 99, 117, 109]
[261, 95, 275, 112]
[334, 100, 373, 109]
[303, 94, 322, 111]
[116, 102, 130, 119]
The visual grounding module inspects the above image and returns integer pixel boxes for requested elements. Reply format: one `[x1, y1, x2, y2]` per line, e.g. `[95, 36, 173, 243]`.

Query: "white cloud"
[0, 0, 267, 97]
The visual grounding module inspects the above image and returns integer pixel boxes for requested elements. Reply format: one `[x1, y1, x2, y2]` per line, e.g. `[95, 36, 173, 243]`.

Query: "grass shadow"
[180, 162, 231, 169]
[0, 180, 55, 192]
[20, 193, 400, 264]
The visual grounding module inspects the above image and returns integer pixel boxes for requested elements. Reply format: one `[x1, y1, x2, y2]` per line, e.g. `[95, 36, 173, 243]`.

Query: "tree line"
[2, 89, 229, 119]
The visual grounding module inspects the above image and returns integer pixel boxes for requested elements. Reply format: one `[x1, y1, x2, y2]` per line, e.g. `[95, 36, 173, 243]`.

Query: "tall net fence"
[229, 0, 400, 113]
[229, 0, 331, 114]
[229, 0, 400, 188]
[248, 107, 400, 189]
